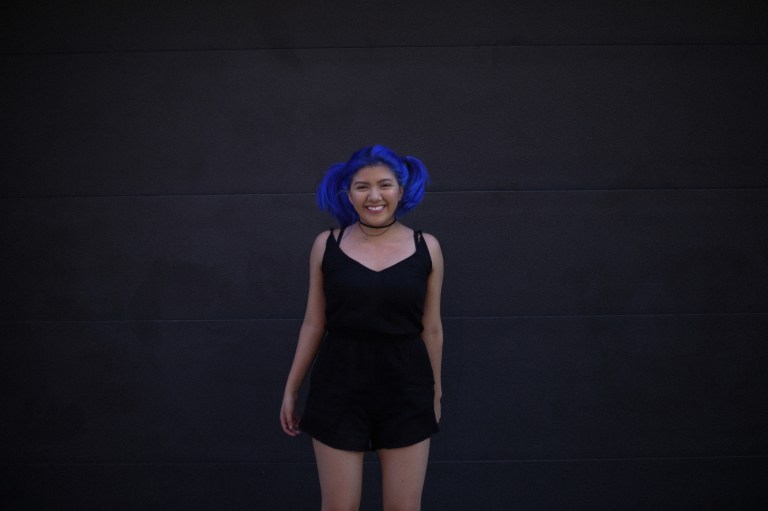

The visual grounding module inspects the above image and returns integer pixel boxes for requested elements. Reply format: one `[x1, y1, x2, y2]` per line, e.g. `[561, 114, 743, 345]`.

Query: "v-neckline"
[337, 246, 418, 273]
[334, 226, 419, 273]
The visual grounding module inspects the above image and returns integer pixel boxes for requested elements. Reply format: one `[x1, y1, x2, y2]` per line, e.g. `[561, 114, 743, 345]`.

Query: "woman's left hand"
[280, 393, 301, 437]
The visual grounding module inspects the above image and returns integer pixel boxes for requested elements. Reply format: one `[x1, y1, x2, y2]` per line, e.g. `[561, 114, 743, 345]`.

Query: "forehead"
[351, 164, 397, 182]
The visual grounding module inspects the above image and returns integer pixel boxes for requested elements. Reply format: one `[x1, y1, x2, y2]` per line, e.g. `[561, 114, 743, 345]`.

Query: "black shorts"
[300, 333, 439, 452]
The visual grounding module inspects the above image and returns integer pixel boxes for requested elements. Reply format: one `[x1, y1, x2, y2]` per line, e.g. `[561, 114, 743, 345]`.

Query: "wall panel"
[3, 190, 766, 321]
[3, 46, 767, 197]
[3, 315, 765, 463]
[3, 1, 767, 53]
[1, 320, 307, 464]
[2, 458, 766, 510]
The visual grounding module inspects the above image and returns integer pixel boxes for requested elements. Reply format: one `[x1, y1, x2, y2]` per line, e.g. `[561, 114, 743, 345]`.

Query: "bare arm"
[421, 233, 444, 422]
[280, 231, 328, 436]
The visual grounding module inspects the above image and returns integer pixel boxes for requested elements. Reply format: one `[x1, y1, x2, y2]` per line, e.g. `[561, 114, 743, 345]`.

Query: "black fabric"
[300, 228, 438, 451]
[323, 227, 432, 337]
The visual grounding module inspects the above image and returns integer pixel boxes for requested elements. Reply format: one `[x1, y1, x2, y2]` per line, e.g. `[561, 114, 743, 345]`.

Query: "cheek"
[348, 191, 364, 206]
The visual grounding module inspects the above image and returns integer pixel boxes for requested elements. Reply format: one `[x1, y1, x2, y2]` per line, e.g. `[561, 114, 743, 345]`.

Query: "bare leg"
[378, 438, 430, 511]
[313, 439, 365, 511]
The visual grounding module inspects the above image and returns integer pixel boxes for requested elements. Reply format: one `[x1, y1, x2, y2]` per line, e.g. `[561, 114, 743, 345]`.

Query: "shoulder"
[419, 232, 441, 253]
[313, 228, 335, 242]
[309, 229, 333, 261]
[311, 229, 333, 247]
[417, 231, 443, 268]
[401, 223, 440, 253]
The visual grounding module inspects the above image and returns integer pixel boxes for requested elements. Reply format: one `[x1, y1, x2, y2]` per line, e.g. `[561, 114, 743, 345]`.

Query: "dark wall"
[2, 2, 767, 509]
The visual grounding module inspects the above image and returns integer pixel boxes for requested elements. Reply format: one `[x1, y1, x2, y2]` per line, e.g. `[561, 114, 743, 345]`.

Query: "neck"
[356, 217, 397, 239]
[358, 217, 397, 229]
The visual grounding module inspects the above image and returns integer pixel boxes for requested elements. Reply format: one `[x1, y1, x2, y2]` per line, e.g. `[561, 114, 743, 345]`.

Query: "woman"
[280, 144, 444, 510]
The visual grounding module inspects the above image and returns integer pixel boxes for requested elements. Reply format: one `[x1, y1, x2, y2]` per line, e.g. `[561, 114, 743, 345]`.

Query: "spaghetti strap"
[327, 226, 347, 244]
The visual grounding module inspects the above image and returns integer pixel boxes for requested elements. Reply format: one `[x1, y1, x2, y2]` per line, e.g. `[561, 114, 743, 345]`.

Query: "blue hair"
[317, 145, 430, 227]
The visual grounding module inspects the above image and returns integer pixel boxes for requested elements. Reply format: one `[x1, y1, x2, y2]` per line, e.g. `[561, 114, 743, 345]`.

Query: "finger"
[280, 413, 289, 434]
[281, 412, 300, 436]
[280, 411, 295, 436]
[283, 420, 298, 436]
[286, 423, 299, 436]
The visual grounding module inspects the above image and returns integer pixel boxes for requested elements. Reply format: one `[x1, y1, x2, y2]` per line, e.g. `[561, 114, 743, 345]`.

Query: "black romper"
[300, 227, 439, 451]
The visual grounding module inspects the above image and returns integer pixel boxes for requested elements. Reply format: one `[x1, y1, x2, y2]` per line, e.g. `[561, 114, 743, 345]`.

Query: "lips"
[366, 205, 385, 212]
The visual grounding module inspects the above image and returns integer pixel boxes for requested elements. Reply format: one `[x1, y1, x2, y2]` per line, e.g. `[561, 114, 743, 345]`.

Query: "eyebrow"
[352, 177, 395, 186]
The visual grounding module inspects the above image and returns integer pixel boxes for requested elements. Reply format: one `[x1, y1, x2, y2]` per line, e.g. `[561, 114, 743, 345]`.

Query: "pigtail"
[317, 162, 356, 227]
[398, 155, 430, 215]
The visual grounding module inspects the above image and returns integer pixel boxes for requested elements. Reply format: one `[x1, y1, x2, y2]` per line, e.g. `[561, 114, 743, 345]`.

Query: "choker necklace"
[358, 217, 397, 238]
[358, 217, 397, 229]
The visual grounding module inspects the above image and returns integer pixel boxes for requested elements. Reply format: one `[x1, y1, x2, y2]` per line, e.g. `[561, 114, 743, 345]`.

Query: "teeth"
[367, 206, 384, 211]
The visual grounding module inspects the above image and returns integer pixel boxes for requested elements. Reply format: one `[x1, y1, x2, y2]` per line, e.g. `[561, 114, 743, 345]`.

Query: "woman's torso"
[322, 225, 432, 339]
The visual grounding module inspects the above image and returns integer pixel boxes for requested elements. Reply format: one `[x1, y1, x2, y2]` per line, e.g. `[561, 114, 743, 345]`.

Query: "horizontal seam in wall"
[431, 187, 768, 193]
[2, 312, 767, 325]
[431, 455, 768, 465]
[449, 312, 768, 319]
[2, 42, 767, 57]
[3, 187, 768, 200]
[3, 454, 767, 467]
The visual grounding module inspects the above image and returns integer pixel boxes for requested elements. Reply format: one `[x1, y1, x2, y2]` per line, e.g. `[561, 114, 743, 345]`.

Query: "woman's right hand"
[280, 393, 300, 437]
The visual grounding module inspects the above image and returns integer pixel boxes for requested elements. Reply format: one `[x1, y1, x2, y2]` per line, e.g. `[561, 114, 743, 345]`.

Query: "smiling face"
[348, 164, 403, 226]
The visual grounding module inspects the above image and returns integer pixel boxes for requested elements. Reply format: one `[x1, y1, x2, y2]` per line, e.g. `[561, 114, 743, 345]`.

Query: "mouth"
[365, 205, 385, 212]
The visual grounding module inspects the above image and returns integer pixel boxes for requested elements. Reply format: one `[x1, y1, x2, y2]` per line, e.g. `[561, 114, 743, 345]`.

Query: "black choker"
[358, 218, 397, 229]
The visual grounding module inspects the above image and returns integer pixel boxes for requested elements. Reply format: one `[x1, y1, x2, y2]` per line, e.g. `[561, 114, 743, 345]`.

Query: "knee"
[321, 499, 360, 511]
[383, 502, 421, 511]
[321, 505, 359, 511]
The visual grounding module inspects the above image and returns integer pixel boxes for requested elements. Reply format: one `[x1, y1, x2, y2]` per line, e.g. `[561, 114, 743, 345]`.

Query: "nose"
[369, 187, 382, 200]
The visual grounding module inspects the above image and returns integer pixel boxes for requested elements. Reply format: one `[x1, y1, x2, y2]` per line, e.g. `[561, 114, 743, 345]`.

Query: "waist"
[326, 328, 421, 342]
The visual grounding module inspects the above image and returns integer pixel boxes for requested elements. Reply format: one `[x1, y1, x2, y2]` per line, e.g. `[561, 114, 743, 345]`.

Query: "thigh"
[313, 438, 365, 511]
[378, 438, 430, 511]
